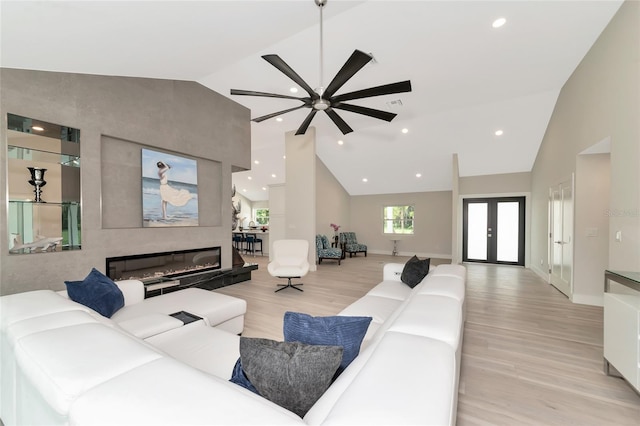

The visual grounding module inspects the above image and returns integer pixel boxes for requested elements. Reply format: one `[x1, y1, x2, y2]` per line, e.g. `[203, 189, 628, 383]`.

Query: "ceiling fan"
[230, 0, 412, 136]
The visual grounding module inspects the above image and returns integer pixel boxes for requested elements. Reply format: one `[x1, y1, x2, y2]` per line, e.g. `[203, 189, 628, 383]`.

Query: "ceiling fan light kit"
[230, 0, 412, 135]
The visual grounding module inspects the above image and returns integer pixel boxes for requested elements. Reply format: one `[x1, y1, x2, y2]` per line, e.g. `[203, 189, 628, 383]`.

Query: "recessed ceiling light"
[416, 173, 422, 178]
[276, 117, 283, 122]
[362, 178, 368, 183]
[242, 188, 247, 192]
[283, 155, 286, 159]
[492, 17, 506, 28]
[495, 129, 504, 136]
[271, 174, 277, 178]
[32, 126, 44, 132]
[247, 176, 252, 180]
[262, 187, 267, 191]
[254, 160, 260, 164]
[401, 128, 409, 134]
[338, 140, 344, 145]
[290, 87, 298, 93]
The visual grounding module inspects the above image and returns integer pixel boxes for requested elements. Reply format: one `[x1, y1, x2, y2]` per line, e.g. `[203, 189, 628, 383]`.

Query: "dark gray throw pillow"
[400, 255, 431, 288]
[239, 337, 342, 418]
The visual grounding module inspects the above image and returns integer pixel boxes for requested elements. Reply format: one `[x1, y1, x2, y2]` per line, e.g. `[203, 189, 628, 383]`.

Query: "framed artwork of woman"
[141, 148, 198, 227]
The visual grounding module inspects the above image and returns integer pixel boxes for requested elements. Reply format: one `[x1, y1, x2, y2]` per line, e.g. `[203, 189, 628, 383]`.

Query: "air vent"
[386, 99, 403, 108]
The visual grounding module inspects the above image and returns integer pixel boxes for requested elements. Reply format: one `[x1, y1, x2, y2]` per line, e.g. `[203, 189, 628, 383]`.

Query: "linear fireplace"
[106, 246, 257, 297]
[106, 246, 221, 282]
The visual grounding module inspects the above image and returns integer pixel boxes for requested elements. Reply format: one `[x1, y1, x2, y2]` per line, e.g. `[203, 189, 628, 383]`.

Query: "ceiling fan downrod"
[315, 0, 327, 106]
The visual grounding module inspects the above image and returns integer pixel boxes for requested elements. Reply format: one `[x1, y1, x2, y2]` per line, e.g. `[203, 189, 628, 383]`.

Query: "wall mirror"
[7, 113, 81, 254]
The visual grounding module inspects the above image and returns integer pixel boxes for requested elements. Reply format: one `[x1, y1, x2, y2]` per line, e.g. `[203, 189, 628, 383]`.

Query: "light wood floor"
[214, 253, 640, 425]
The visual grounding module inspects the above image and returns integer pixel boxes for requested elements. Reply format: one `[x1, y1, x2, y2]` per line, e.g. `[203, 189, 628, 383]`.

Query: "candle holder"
[27, 167, 47, 202]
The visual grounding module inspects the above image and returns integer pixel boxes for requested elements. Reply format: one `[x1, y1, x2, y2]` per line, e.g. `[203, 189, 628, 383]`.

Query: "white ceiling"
[0, 0, 623, 201]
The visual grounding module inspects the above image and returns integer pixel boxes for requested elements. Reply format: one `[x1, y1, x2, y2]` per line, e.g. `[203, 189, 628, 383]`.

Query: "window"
[254, 208, 269, 225]
[383, 205, 414, 234]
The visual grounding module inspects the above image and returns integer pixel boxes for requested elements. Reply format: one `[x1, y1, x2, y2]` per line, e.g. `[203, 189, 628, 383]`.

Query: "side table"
[391, 239, 399, 256]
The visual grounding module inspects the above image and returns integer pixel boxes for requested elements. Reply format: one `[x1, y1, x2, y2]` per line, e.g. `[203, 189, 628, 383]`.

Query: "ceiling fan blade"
[262, 54, 318, 98]
[323, 50, 373, 99]
[333, 103, 397, 122]
[253, 105, 308, 123]
[325, 108, 354, 135]
[230, 89, 308, 101]
[332, 80, 412, 103]
[295, 110, 319, 135]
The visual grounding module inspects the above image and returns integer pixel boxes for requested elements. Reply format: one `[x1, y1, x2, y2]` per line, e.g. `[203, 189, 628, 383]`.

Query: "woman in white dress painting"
[156, 161, 195, 219]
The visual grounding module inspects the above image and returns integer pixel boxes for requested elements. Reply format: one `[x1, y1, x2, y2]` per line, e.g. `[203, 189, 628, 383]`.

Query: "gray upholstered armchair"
[339, 232, 367, 258]
[315, 234, 342, 265]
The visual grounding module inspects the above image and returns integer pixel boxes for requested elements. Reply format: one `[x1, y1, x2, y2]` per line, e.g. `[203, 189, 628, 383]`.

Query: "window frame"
[254, 208, 270, 225]
[382, 205, 415, 235]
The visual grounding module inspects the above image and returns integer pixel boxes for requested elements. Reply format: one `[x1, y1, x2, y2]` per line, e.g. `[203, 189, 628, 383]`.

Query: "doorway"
[463, 197, 525, 265]
[549, 178, 573, 297]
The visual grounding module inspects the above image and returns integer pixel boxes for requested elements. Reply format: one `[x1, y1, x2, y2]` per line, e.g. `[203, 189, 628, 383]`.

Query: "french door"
[549, 179, 573, 297]
[463, 197, 525, 266]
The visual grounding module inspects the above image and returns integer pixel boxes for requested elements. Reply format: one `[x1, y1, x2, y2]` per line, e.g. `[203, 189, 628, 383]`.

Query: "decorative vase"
[27, 167, 47, 202]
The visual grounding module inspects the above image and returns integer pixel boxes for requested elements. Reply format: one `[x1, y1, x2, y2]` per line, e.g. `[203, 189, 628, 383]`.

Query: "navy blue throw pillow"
[65, 268, 124, 318]
[283, 311, 372, 377]
[229, 358, 260, 395]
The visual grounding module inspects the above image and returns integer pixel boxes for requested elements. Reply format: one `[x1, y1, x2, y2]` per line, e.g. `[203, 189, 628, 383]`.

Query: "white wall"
[350, 191, 452, 259]
[531, 1, 639, 293]
[316, 157, 350, 240]
[268, 183, 285, 261]
[285, 128, 317, 270]
[574, 152, 610, 305]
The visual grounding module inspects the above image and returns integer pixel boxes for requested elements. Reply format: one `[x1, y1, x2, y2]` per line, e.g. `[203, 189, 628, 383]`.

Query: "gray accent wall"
[0, 68, 251, 295]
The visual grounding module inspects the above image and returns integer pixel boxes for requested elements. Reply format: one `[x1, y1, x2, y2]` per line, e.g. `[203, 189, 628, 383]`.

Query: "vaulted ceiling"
[1, 1, 623, 201]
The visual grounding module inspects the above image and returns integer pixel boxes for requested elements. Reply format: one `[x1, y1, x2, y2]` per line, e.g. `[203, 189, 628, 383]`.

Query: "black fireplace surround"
[106, 246, 257, 297]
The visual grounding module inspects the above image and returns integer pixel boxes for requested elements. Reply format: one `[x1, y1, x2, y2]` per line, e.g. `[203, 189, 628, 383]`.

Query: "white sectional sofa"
[0, 262, 465, 425]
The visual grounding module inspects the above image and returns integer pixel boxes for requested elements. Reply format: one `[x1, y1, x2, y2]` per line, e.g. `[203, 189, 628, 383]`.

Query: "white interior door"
[549, 178, 573, 297]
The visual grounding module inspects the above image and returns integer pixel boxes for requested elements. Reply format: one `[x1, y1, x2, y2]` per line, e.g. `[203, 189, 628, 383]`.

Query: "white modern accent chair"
[268, 239, 310, 293]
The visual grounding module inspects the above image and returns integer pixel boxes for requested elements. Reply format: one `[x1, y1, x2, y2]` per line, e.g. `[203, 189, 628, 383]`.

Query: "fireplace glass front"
[106, 246, 221, 283]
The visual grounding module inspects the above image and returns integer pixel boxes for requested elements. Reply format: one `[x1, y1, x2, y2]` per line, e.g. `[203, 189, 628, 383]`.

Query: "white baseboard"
[530, 265, 549, 282]
[571, 294, 603, 307]
[368, 249, 452, 260]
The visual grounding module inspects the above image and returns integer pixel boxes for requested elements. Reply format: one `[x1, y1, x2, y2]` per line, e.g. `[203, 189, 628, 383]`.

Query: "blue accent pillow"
[65, 268, 125, 318]
[229, 358, 260, 395]
[283, 311, 372, 377]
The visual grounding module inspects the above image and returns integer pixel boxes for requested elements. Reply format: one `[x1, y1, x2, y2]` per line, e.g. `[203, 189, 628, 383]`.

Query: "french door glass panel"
[496, 202, 519, 262]
[467, 203, 488, 261]
[551, 189, 562, 278]
[463, 197, 525, 266]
